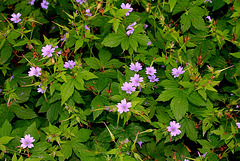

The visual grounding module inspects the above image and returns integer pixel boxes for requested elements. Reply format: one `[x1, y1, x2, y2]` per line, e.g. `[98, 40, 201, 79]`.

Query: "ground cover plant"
[1, 0, 240, 160]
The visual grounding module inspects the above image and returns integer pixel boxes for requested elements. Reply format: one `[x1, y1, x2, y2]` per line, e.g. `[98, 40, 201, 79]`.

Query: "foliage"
[0, 0, 240, 160]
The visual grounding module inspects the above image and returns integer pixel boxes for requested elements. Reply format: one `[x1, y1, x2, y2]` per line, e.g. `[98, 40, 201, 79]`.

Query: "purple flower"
[64, 60, 76, 69]
[204, 0, 212, 3]
[124, 138, 129, 144]
[237, 105, 240, 108]
[85, 25, 90, 30]
[129, 62, 142, 72]
[144, 24, 148, 28]
[28, 67, 41, 77]
[76, 0, 86, 4]
[56, 50, 61, 56]
[41, 44, 55, 58]
[10, 75, 14, 81]
[237, 123, 240, 128]
[0, 89, 2, 93]
[147, 41, 152, 46]
[121, 82, 136, 94]
[138, 141, 142, 149]
[117, 99, 131, 114]
[41, 0, 49, 9]
[121, 3, 133, 16]
[167, 121, 181, 136]
[10, 13, 21, 23]
[37, 85, 47, 94]
[85, 9, 92, 16]
[28, 0, 35, 5]
[20, 134, 35, 149]
[198, 151, 207, 158]
[172, 66, 185, 78]
[184, 159, 189, 161]
[126, 22, 137, 36]
[20, 92, 24, 95]
[206, 16, 212, 21]
[148, 75, 159, 82]
[146, 66, 157, 76]
[130, 74, 143, 87]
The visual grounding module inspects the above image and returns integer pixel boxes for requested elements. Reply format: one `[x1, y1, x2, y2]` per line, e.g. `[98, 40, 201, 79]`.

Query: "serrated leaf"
[73, 128, 92, 142]
[61, 141, 72, 159]
[78, 70, 98, 80]
[169, 0, 177, 12]
[61, 79, 74, 105]
[132, 34, 150, 46]
[0, 136, 14, 144]
[1, 120, 12, 137]
[156, 88, 180, 102]
[84, 57, 101, 70]
[91, 95, 107, 120]
[180, 14, 191, 33]
[181, 118, 198, 142]
[11, 105, 38, 120]
[170, 96, 188, 121]
[129, 36, 138, 51]
[74, 39, 83, 52]
[230, 52, 240, 58]
[47, 102, 61, 123]
[187, 91, 206, 106]
[102, 33, 125, 47]
[0, 44, 12, 64]
[121, 36, 129, 50]
[24, 122, 39, 142]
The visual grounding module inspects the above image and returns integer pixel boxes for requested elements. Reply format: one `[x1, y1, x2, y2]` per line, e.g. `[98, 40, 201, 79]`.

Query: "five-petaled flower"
[10, 13, 21, 23]
[172, 66, 185, 78]
[129, 62, 142, 72]
[64, 60, 76, 69]
[41, 0, 49, 9]
[117, 99, 132, 114]
[167, 121, 181, 136]
[121, 3, 133, 16]
[28, 67, 41, 77]
[146, 66, 157, 76]
[20, 134, 35, 149]
[130, 74, 143, 87]
[41, 44, 55, 58]
[126, 22, 137, 36]
[148, 75, 159, 82]
[28, 0, 35, 5]
[121, 82, 136, 94]
[37, 84, 47, 94]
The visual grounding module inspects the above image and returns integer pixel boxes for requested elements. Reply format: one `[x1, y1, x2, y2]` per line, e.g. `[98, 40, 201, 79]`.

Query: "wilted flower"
[146, 66, 157, 76]
[167, 121, 181, 136]
[41, 44, 55, 58]
[121, 82, 136, 94]
[126, 22, 137, 36]
[117, 99, 131, 114]
[64, 60, 76, 69]
[20, 134, 35, 149]
[121, 3, 133, 16]
[85, 9, 92, 16]
[172, 66, 185, 78]
[129, 62, 142, 72]
[10, 75, 14, 81]
[28, 67, 41, 77]
[85, 25, 90, 30]
[10, 13, 21, 23]
[138, 141, 142, 149]
[41, 0, 49, 9]
[130, 74, 143, 87]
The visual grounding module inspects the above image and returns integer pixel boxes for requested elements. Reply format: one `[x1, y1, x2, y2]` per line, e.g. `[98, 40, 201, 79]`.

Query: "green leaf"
[187, 91, 206, 106]
[99, 49, 111, 63]
[102, 33, 125, 47]
[121, 36, 129, 50]
[11, 105, 38, 120]
[180, 14, 191, 33]
[0, 104, 15, 126]
[24, 122, 39, 142]
[1, 120, 12, 137]
[170, 96, 188, 121]
[0, 43, 12, 64]
[72, 128, 92, 142]
[189, 14, 206, 31]
[91, 95, 107, 120]
[47, 102, 61, 123]
[84, 57, 101, 70]
[61, 79, 74, 105]
[13, 39, 28, 47]
[230, 52, 240, 58]
[156, 88, 180, 102]
[169, 0, 177, 12]
[61, 141, 72, 159]
[132, 34, 150, 46]
[181, 118, 198, 142]
[78, 71, 98, 80]
[129, 36, 138, 51]
[74, 39, 83, 52]
[0, 136, 14, 144]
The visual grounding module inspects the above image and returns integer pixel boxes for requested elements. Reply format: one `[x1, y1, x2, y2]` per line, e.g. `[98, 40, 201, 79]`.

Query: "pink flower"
[64, 60, 76, 69]
[121, 3, 133, 16]
[206, 16, 212, 21]
[148, 75, 159, 82]
[85, 9, 92, 16]
[85, 25, 90, 30]
[28, 67, 41, 77]
[172, 66, 185, 78]
[126, 22, 136, 36]
[41, 44, 55, 58]
[41, 0, 49, 9]
[121, 82, 136, 94]
[10, 13, 21, 23]
[236, 123, 240, 128]
[20, 134, 35, 149]
[129, 62, 142, 72]
[130, 74, 143, 87]
[117, 99, 131, 114]
[146, 66, 157, 76]
[28, 0, 35, 5]
[167, 121, 181, 136]
[76, 0, 86, 4]
[147, 41, 152, 45]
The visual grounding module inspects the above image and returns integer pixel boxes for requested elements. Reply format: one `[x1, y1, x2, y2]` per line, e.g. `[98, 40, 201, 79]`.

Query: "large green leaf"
[170, 95, 188, 121]
[24, 122, 39, 142]
[91, 95, 107, 120]
[180, 118, 198, 142]
[61, 78, 74, 105]
[11, 105, 38, 120]
[102, 33, 125, 47]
